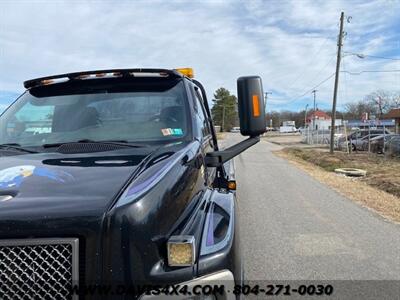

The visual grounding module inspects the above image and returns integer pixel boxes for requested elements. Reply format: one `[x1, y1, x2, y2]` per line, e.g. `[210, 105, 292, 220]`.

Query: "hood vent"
[57, 142, 130, 154]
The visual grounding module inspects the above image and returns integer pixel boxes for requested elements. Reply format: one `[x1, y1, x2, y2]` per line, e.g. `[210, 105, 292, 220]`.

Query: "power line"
[341, 70, 400, 75]
[275, 56, 336, 106]
[284, 37, 334, 90]
[364, 54, 400, 61]
[266, 69, 399, 105]
[300, 55, 336, 92]
[284, 73, 336, 104]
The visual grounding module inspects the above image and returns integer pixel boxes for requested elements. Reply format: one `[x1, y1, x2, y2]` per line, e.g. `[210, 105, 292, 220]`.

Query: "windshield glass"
[0, 80, 189, 147]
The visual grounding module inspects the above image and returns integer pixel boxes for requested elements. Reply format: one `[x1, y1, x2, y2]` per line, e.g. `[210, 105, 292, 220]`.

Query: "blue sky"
[1, 0, 399, 113]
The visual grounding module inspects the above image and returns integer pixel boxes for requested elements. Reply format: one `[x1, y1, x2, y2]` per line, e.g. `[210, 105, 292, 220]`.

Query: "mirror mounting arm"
[205, 136, 260, 168]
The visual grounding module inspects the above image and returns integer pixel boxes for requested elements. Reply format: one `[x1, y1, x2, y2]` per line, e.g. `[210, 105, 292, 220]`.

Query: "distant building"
[282, 120, 295, 127]
[346, 119, 395, 130]
[306, 110, 342, 130]
[384, 108, 400, 134]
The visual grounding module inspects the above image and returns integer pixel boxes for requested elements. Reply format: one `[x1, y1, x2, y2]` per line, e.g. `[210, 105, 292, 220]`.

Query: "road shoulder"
[274, 148, 400, 224]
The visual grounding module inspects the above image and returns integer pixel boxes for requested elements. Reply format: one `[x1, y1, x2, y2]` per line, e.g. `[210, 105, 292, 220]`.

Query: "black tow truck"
[0, 68, 266, 299]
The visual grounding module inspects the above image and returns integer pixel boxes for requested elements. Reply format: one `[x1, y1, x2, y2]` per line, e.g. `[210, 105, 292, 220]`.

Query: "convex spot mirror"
[237, 76, 266, 136]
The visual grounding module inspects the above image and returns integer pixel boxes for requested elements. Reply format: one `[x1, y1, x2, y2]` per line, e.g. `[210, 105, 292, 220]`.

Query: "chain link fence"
[301, 125, 397, 154]
[301, 128, 346, 149]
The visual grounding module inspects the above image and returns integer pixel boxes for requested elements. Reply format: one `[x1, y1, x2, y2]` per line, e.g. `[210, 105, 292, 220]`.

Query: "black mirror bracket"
[205, 136, 260, 168]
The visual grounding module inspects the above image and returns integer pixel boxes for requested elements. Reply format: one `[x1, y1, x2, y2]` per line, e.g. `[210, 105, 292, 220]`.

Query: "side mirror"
[205, 75, 266, 170]
[237, 76, 266, 136]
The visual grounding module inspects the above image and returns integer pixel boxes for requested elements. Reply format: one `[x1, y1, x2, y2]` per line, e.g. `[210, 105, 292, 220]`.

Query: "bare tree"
[390, 92, 400, 108]
[344, 100, 377, 119]
[343, 90, 400, 120]
[365, 90, 391, 118]
[364, 90, 400, 117]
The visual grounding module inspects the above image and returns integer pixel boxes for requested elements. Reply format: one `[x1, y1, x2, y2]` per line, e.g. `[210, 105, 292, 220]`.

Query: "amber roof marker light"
[174, 68, 194, 78]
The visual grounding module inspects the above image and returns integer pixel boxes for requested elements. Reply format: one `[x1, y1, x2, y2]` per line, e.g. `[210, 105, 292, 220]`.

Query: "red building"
[385, 108, 400, 134]
[305, 110, 331, 124]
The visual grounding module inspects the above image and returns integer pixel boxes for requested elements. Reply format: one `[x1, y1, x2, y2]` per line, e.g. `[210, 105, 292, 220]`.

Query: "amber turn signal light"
[228, 181, 237, 190]
[252, 95, 260, 117]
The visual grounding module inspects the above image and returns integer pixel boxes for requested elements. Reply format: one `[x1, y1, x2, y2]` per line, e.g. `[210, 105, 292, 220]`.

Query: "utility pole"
[264, 92, 272, 112]
[264, 92, 272, 103]
[312, 90, 317, 130]
[330, 11, 345, 154]
[304, 104, 309, 127]
[264, 92, 272, 129]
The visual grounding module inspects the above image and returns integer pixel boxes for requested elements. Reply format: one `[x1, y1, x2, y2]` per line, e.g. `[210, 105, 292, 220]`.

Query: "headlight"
[167, 236, 195, 267]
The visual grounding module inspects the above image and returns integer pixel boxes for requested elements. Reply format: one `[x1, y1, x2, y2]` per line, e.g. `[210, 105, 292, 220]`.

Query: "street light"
[304, 104, 309, 144]
[342, 51, 366, 59]
[264, 92, 272, 113]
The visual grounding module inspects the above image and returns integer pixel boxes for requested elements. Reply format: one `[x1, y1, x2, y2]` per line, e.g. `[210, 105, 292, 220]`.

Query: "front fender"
[197, 189, 242, 284]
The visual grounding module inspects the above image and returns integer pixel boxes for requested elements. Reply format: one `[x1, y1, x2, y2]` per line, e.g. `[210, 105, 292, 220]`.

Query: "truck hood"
[0, 145, 184, 225]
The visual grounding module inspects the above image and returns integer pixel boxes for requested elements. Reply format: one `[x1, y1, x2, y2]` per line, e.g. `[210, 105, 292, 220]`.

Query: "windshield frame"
[0, 77, 193, 149]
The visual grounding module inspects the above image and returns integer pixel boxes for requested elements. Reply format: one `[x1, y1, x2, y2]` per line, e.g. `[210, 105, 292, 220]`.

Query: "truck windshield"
[0, 80, 189, 147]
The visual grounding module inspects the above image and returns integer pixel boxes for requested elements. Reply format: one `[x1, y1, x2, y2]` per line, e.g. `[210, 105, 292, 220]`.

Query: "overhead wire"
[273, 70, 399, 105]
[269, 34, 399, 107]
[283, 73, 336, 104]
[341, 70, 400, 75]
[283, 36, 334, 91]
[343, 51, 400, 61]
[276, 53, 336, 105]
[364, 54, 400, 61]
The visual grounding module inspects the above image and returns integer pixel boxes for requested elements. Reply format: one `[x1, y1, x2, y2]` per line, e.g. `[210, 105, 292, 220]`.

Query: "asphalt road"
[225, 133, 400, 297]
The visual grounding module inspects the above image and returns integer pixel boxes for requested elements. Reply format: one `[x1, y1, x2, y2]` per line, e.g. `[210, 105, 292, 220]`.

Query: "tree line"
[211, 88, 399, 131]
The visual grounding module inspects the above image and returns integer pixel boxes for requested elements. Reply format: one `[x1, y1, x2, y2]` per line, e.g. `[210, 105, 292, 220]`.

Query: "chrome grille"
[0, 238, 79, 300]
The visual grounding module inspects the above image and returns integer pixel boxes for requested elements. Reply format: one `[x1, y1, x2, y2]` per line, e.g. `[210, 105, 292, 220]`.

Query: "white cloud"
[0, 0, 399, 111]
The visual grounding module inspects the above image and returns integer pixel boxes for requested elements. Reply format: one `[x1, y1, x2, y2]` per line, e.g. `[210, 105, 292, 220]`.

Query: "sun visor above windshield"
[28, 77, 184, 98]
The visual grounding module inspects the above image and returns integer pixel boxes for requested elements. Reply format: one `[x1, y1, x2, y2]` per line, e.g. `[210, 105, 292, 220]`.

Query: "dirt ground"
[262, 133, 303, 145]
[216, 132, 226, 140]
[283, 148, 400, 197]
[276, 148, 400, 223]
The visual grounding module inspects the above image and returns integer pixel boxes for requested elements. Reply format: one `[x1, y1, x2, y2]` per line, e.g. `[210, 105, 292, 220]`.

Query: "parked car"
[385, 135, 400, 157]
[279, 125, 297, 133]
[357, 134, 390, 151]
[230, 126, 240, 133]
[339, 128, 391, 143]
[368, 134, 399, 154]
[340, 135, 373, 151]
[339, 129, 392, 151]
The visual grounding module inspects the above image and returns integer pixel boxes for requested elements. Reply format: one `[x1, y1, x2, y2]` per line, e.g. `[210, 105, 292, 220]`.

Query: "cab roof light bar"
[23, 68, 184, 89]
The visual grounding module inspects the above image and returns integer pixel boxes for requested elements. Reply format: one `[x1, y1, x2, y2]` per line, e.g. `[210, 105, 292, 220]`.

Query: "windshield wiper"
[42, 140, 147, 149]
[0, 143, 39, 153]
